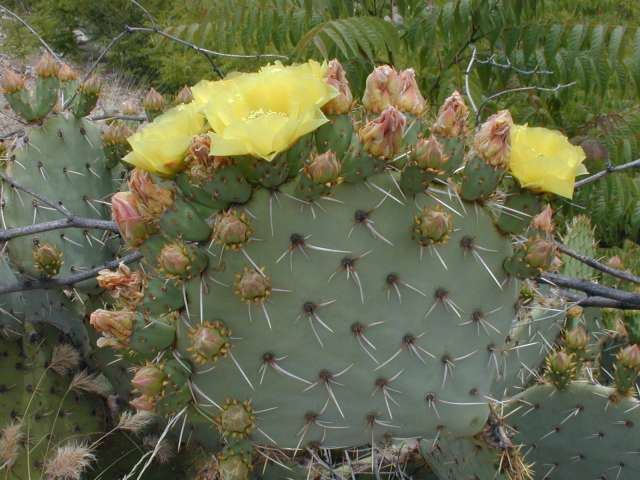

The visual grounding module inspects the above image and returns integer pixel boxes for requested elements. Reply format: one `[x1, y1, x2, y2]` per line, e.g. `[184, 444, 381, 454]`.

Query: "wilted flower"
[57, 64, 78, 82]
[474, 110, 513, 168]
[193, 60, 336, 160]
[0, 69, 25, 93]
[128, 169, 174, 218]
[362, 65, 401, 113]
[97, 264, 143, 304]
[397, 68, 426, 116]
[322, 59, 353, 115]
[358, 106, 406, 159]
[432, 90, 469, 138]
[509, 124, 588, 198]
[123, 103, 205, 175]
[90, 309, 135, 348]
[35, 53, 59, 78]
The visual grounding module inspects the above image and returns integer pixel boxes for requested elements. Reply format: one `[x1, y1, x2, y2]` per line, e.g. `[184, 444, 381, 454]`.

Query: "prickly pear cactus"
[87, 60, 586, 479]
[0, 323, 109, 479]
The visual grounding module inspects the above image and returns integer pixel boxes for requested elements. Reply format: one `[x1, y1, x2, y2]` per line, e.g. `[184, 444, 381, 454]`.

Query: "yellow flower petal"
[124, 103, 205, 175]
[509, 124, 587, 198]
[198, 60, 336, 161]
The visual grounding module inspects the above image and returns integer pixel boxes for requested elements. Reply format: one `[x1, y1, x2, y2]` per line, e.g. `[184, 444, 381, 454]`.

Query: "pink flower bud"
[174, 85, 193, 105]
[235, 268, 271, 302]
[131, 365, 165, 396]
[397, 68, 426, 116]
[618, 345, 640, 370]
[143, 88, 165, 112]
[362, 65, 401, 114]
[525, 237, 556, 270]
[35, 53, 59, 78]
[322, 59, 353, 115]
[305, 151, 341, 184]
[530, 205, 554, 234]
[432, 91, 469, 138]
[157, 243, 192, 276]
[213, 210, 253, 249]
[412, 135, 448, 172]
[413, 208, 452, 245]
[473, 110, 513, 168]
[189, 321, 231, 364]
[111, 192, 151, 246]
[358, 106, 406, 159]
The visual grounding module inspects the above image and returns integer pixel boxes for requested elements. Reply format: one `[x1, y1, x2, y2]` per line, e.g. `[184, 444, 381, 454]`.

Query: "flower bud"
[157, 243, 192, 277]
[359, 106, 406, 159]
[1, 69, 26, 93]
[323, 59, 353, 115]
[97, 264, 143, 305]
[432, 90, 469, 138]
[413, 208, 452, 246]
[130, 395, 156, 411]
[33, 243, 63, 277]
[524, 238, 556, 270]
[545, 350, 576, 389]
[121, 99, 140, 115]
[530, 205, 554, 234]
[35, 53, 59, 78]
[131, 365, 166, 396]
[617, 345, 640, 370]
[218, 452, 251, 480]
[174, 85, 193, 105]
[102, 121, 134, 146]
[412, 135, 447, 172]
[473, 110, 513, 168]
[89, 309, 135, 345]
[128, 169, 174, 218]
[213, 210, 252, 249]
[397, 68, 426, 116]
[564, 326, 588, 352]
[57, 64, 78, 82]
[235, 268, 271, 302]
[188, 321, 231, 364]
[305, 151, 341, 184]
[362, 65, 401, 114]
[143, 88, 164, 114]
[111, 192, 152, 246]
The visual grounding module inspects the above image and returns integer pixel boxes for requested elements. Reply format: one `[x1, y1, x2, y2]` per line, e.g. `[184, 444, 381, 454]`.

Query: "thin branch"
[475, 82, 576, 124]
[555, 242, 640, 285]
[0, 172, 70, 216]
[464, 46, 478, 114]
[89, 113, 146, 122]
[476, 54, 553, 75]
[63, 29, 131, 109]
[574, 158, 640, 189]
[0, 251, 142, 295]
[129, 0, 159, 27]
[560, 291, 640, 310]
[0, 128, 25, 140]
[540, 273, 640, 307]
[0, 5, 61, 62]
[0, 217, 118, 241]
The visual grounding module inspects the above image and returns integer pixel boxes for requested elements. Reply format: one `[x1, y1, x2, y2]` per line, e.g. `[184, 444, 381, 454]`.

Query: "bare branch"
[0, 172, 70, 216]
[574, 158, 640, 189]
[475, 82, 576, 124]
[89, 113, 146, 122]
[560, 291, 640, 310]
[555, 242, 640, 285]
[130, 0, 159, 27]
[0, 217, 118, 241]
[0, 5, 61, 62]
[0, 251, 142, 295]
[476, 54, 553, 76]
[464, 46, 478, 114]
[540, 273, 640, 307]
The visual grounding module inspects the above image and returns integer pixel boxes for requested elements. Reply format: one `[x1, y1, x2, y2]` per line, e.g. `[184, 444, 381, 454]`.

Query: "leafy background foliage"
[3, 0, 640, 247]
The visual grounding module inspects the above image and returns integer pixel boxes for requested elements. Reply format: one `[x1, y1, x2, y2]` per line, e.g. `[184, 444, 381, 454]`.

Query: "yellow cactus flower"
[193, 60, 337, 161]
[509, 124, 588, 198]
[123, 103, 205, 175]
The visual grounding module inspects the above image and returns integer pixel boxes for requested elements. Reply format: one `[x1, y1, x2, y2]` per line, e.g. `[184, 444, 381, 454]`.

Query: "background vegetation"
[3, 0, 640, 247]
